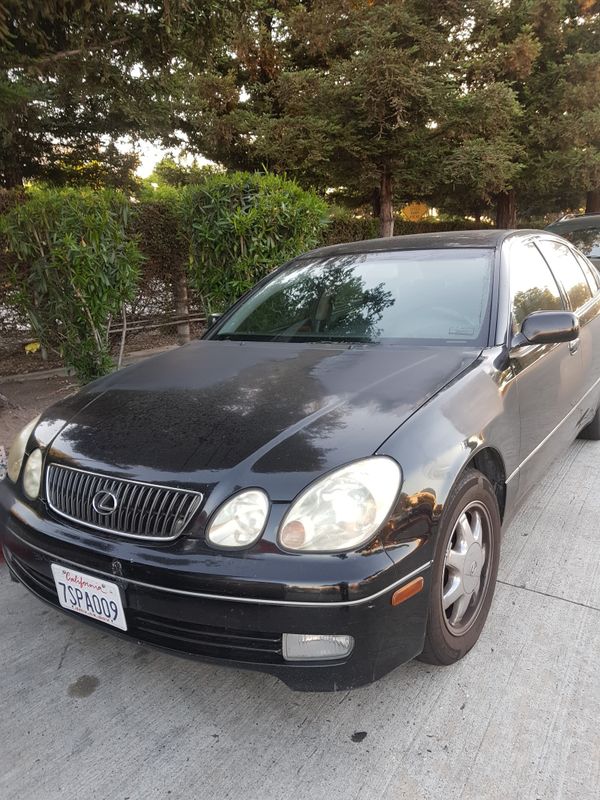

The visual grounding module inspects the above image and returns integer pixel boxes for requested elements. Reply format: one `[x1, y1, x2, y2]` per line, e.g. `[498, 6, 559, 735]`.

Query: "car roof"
[546, 214, 600, 232]
[301, 228, 542, 259]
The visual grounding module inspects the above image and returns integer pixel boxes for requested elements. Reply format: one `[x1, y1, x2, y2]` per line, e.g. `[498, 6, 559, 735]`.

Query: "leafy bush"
[321, 207, 493, 245]
[320, 208, 378, 245]
[132, 185, 187, 281]
[131, 186, 194, 342]
[0, 188, 28, 333]
[149, 157, 223, 187]
[181, 172, 328, 312]
[0, 186, 141, 381]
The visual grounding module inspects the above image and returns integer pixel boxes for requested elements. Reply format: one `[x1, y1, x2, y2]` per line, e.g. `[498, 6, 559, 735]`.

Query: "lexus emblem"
[92, 490, 118, 516]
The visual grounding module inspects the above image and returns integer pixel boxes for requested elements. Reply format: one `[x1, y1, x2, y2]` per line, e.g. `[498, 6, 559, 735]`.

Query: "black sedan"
[2, 229, 600, 691]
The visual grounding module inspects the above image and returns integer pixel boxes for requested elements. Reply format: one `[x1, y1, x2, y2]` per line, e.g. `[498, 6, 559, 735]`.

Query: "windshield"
[212, 249, 494, 345]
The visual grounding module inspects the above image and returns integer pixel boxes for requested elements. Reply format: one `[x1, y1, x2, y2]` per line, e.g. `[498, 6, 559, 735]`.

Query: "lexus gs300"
[2, 229, 600, 690]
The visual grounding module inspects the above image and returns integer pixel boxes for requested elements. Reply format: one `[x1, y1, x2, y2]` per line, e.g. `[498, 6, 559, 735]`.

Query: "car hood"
[43, 340, 481, 499]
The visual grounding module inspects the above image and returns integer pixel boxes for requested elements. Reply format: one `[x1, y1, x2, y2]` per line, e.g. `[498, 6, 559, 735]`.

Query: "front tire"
[419, 469, 501, 666]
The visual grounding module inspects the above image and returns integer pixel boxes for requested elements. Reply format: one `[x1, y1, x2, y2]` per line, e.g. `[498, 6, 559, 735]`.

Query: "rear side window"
[538, 240, 592, 311]
[509, 240, 564, 330]
[573, 250, 600, 292]
[553, 226, 600, 259]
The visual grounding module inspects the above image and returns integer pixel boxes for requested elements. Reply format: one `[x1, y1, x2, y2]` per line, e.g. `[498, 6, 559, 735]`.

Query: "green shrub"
[181, 172, 328, 312]
[131, 186, 194, 342]
[131, 185, 187, 284]
[0, 186, 141, 381]
[320, 208, 378, 245]
[0, 188, 27, 328]
[321, 208, 494, 246]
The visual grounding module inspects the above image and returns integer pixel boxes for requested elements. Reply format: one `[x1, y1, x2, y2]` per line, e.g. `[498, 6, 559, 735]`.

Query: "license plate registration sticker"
[51, 563, 127, 631]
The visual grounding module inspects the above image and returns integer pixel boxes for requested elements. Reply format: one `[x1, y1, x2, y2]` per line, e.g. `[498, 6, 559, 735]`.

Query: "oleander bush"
[0, 186, 142, 381]
[129, 185, 190, 323]
[181, 172, 328, 312]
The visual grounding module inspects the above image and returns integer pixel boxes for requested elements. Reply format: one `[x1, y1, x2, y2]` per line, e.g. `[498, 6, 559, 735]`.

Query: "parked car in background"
[2, 229, 600, 690]
[546, 213, 600, 272]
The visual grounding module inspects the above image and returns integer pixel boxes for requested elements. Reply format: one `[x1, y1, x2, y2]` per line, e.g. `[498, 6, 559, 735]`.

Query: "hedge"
[321, 207, 494, 246]
[0, 177, 495, 381]
[182, 172, 329, 312]
[130, 186, 192, 341]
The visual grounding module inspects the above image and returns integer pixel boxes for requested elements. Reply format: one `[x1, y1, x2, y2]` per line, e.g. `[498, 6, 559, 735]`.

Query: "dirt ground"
[0, 375, 78, 454]
[0, 324, 204, 377]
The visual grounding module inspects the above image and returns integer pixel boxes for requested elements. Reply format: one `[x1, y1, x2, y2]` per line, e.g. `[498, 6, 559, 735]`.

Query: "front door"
[507, 238, 585, 500]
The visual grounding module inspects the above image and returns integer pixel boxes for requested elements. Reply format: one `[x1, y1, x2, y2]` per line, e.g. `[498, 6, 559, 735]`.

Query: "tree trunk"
[586, 189, 600, 213]
[379, 167, 394, 237]
[2, 159, 23, 189]
[495, 190, 516, 228]
[117, 303, 127, 369]
[371, 188, 381, 220]
[174, 268, 191, 345]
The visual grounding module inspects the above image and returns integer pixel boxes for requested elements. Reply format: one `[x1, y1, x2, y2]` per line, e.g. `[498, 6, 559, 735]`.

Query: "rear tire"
[419, 469, 501, 666]
[578, 406, 600, 440]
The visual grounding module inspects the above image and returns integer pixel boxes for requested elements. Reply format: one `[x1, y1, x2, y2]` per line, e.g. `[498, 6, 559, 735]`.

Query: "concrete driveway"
[1, 439, 599, 800]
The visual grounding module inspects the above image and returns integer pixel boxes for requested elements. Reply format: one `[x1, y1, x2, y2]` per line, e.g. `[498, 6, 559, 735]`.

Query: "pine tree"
[461, 0, 600, 225]
[180, 1, 474, 236]
[0, 0, 235, 187]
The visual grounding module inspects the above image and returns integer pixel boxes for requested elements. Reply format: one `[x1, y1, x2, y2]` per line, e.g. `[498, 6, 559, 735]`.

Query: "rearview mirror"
[512, 310, 579, 348]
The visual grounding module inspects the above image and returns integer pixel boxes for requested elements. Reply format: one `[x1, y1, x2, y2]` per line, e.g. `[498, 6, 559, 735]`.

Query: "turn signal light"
[391, 576, 424, 606]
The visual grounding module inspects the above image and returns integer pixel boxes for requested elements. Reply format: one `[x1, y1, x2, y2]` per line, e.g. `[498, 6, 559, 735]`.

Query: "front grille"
[45, 463, 203, 540]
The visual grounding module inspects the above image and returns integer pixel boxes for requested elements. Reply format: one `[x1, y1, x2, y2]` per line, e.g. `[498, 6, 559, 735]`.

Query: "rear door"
[537, 237, 600, 424]
[507, 237, 585, 500]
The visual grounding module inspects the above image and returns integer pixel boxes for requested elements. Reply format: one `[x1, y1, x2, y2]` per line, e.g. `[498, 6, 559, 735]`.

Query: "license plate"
[51, 563, 127, 631]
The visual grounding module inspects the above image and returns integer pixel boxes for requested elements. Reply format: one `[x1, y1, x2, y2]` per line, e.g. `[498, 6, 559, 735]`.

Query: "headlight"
[6, 415, 41, 483]
[22, 449, 43, 499]
[206, 489, 270, 549]
[279, 456, 402, 553]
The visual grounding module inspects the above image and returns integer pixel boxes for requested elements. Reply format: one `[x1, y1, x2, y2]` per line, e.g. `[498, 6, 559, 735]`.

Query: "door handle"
[569, 338, 580, 355]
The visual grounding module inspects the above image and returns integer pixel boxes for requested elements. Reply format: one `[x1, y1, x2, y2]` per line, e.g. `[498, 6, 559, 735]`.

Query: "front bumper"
[0, 481, 432, 691]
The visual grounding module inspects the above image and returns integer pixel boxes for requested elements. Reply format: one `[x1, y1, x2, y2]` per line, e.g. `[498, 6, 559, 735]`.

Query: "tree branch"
[31, 38, 129, 69]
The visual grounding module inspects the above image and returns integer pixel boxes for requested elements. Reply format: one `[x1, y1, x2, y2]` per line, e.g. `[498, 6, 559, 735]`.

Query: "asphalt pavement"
[1, 438, 599, 800]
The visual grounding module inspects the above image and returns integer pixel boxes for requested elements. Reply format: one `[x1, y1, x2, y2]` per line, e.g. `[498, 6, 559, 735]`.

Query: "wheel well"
[468, 448, 507, 521]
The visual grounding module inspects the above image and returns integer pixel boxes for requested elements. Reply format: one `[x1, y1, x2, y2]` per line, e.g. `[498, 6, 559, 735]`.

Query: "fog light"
[282, 633, 354, 661]
[22, 448, 43, 499]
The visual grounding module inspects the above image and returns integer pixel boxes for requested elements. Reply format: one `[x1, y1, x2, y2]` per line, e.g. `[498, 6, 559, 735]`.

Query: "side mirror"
[512, 310, 579, 348]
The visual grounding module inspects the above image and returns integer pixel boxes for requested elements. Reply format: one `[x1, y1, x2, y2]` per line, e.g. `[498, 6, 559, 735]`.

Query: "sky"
[135, 141, 167, 177]
[118, 138, 213, 178]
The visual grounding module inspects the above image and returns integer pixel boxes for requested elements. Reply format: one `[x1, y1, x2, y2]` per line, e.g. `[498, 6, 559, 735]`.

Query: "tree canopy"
[173, 0, 600, 229]
[0, 0, 235, 187]
[1, 0, 599, 228]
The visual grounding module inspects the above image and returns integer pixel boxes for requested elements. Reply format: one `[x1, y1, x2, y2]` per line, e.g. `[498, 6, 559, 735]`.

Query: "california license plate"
[51, 563, 127, 631]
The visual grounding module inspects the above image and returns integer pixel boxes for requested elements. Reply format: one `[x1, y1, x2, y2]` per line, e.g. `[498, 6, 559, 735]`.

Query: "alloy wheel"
[441, 500, 493, 635]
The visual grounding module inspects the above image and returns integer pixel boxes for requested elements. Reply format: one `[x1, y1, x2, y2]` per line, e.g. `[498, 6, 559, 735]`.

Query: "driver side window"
[510, 240, 564, 333]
